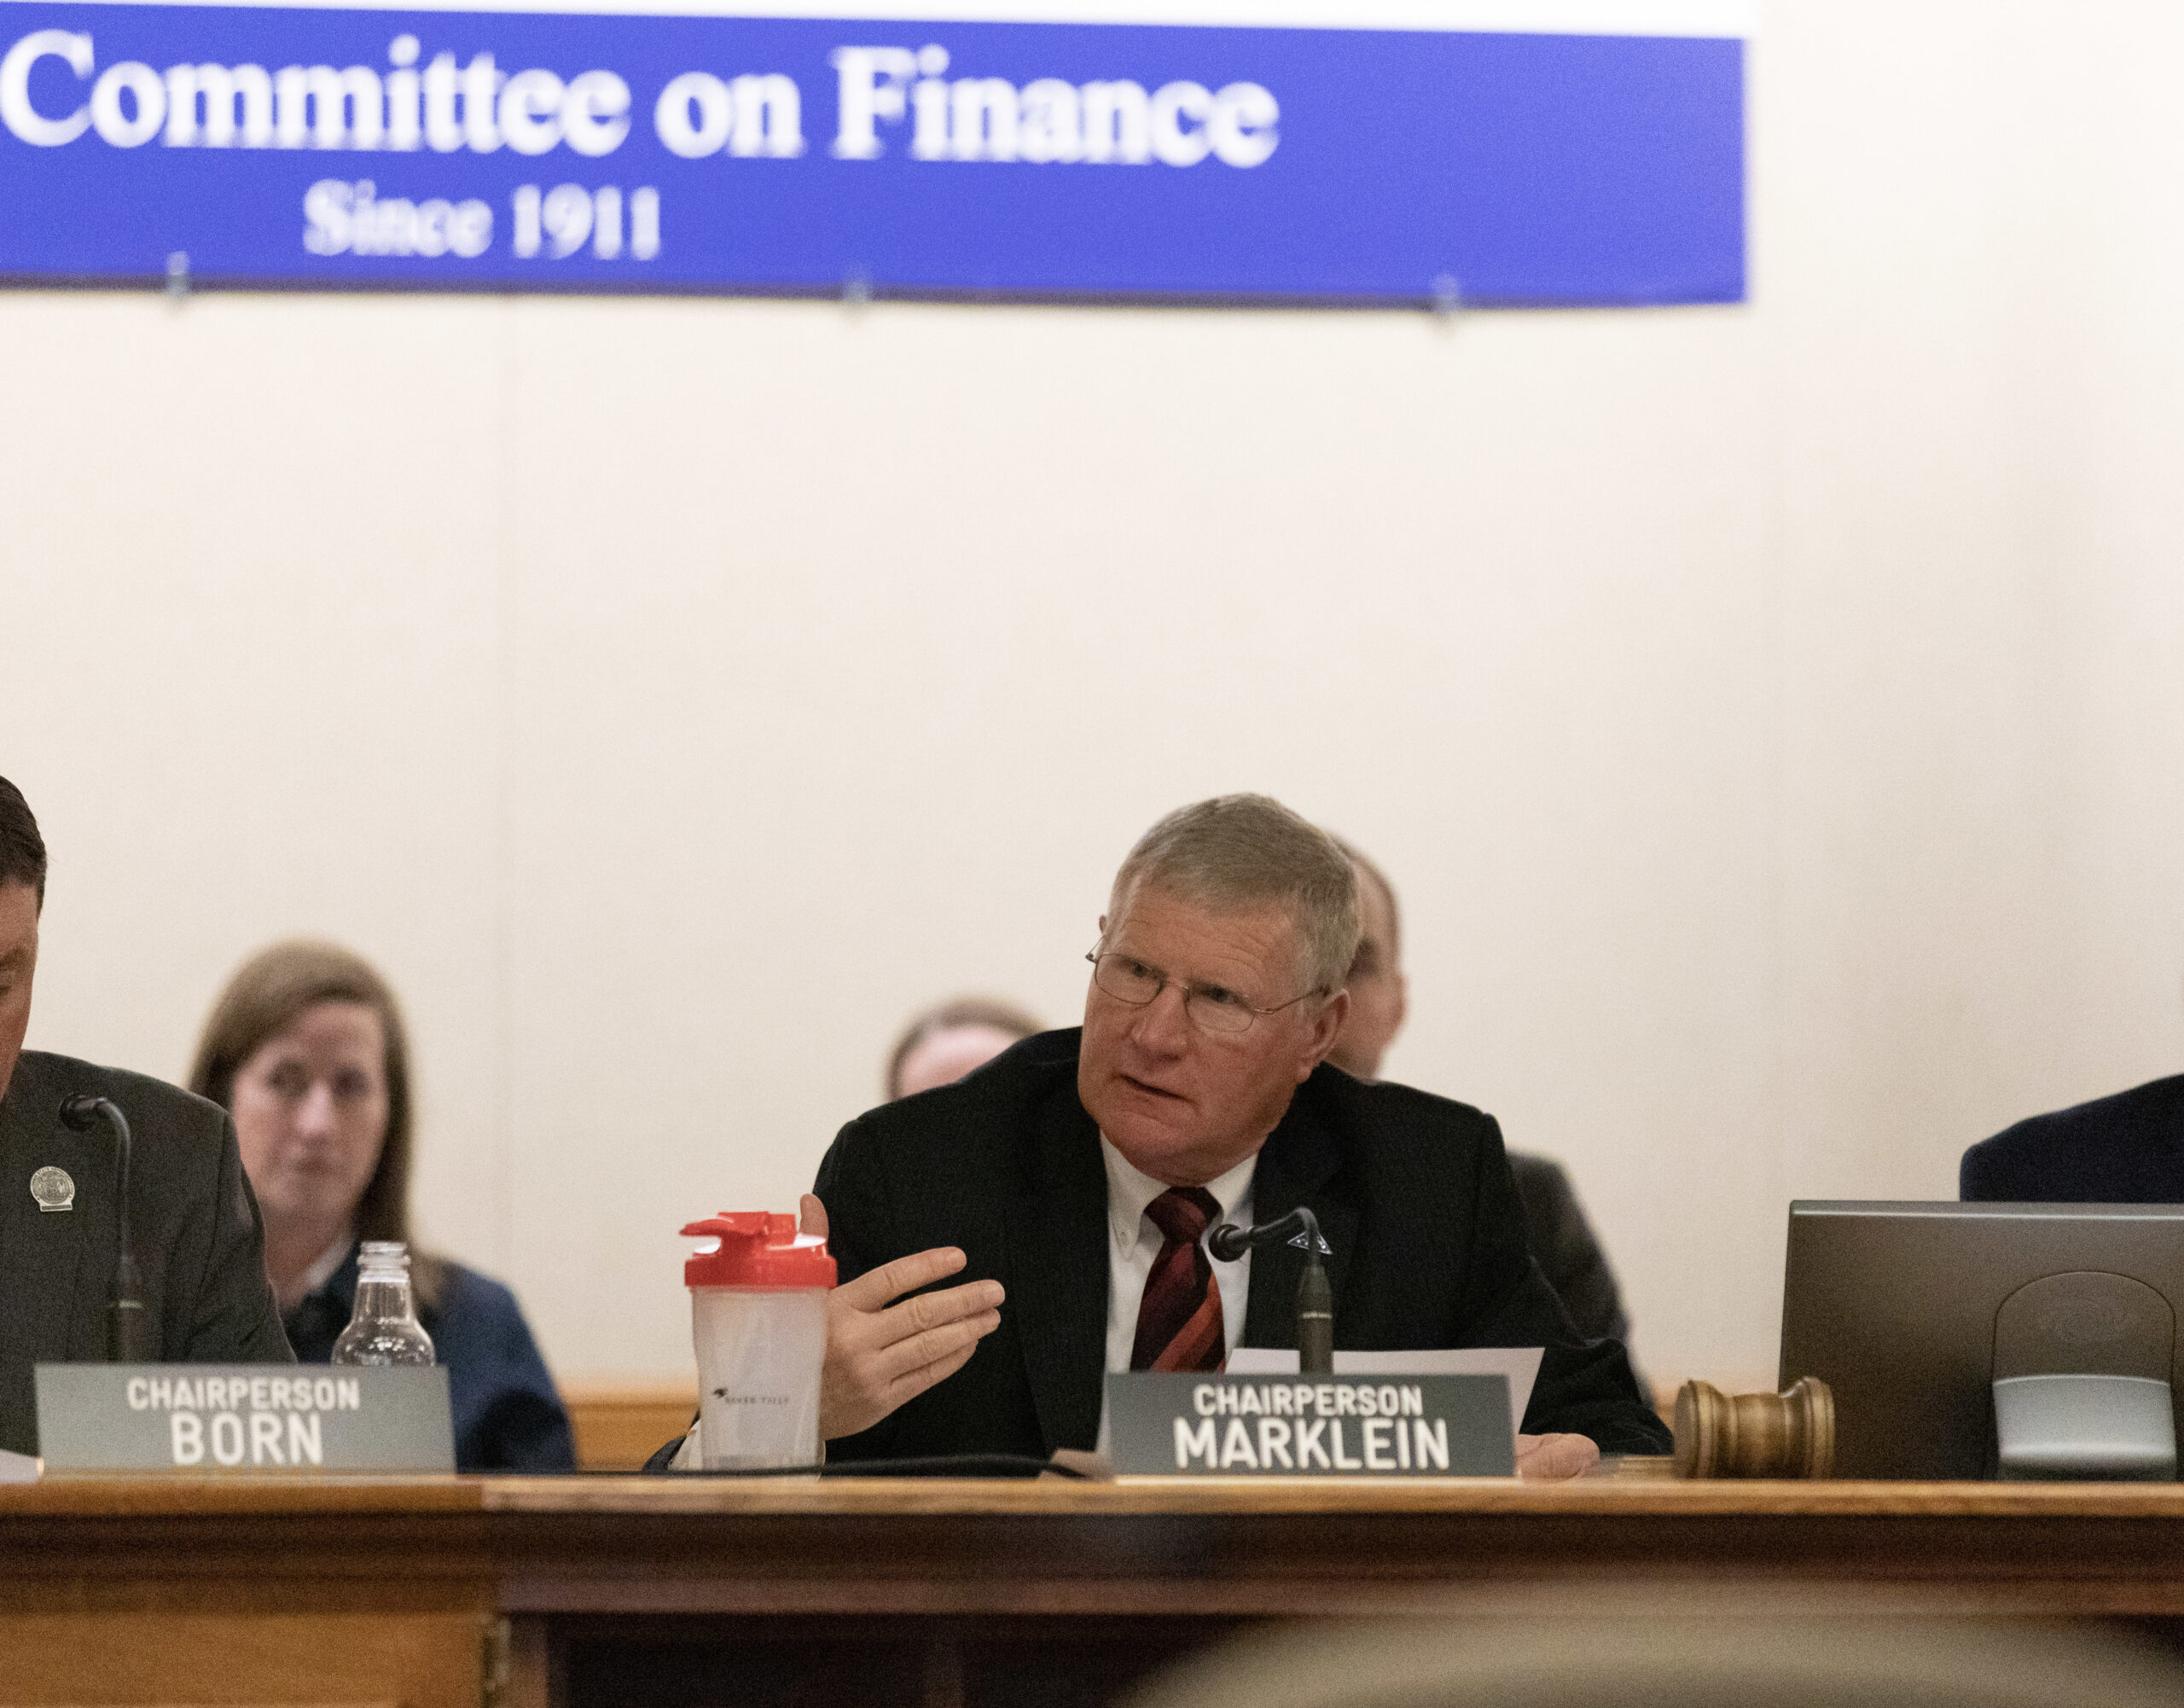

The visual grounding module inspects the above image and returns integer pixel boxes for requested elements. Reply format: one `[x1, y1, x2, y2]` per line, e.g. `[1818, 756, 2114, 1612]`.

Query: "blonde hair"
[1108, 795, 1361, 994]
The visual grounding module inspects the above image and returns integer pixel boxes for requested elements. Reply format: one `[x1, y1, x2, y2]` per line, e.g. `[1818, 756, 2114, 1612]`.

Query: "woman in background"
[190, 941, 576, 1473]
[885, 995, 1044, 1101]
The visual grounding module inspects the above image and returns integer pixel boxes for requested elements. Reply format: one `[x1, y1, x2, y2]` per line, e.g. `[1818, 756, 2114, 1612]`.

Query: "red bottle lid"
[682, 1212, 837, 1290]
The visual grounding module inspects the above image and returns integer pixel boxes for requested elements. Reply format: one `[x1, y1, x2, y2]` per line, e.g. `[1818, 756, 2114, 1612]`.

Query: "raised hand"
[799, 1193, 1005, 1442]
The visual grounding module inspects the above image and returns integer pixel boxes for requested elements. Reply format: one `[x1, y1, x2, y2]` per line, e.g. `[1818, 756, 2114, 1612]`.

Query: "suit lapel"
[0, 1072, 97, 1368]
[1241, 1090, 1359, 1351]
[1004, 1083, 1109, 1453]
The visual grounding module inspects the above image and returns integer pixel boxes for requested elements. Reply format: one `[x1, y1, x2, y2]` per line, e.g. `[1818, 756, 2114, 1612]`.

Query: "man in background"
[0, 776, 290, 1455]
[1327, 837, 1637, 1362]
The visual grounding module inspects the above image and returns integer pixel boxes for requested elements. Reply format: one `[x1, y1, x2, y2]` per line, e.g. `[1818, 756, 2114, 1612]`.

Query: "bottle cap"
[682, 1212, 837, 1290]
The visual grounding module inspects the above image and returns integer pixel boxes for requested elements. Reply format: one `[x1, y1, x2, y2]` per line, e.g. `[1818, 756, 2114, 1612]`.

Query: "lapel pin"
[31, 1166, 76, 1213]
[1286, 1229, 1333, 1255]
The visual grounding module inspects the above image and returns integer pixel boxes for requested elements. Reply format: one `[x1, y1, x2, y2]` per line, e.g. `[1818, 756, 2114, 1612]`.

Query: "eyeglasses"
[1085, 948, 1323, 1037]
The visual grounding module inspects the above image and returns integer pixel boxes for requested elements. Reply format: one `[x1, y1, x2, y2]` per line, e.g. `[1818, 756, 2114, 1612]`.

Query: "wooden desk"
[8, 1477, 2184, 1708]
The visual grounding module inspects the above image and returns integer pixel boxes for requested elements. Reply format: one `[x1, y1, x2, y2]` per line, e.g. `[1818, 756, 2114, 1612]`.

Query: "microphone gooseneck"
[60, 1094, 145, 1362]
[1207, 1206, 1334, 1374]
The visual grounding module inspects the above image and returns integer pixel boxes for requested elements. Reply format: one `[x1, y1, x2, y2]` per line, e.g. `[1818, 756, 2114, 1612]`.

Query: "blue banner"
[0, 3, 1744, 302]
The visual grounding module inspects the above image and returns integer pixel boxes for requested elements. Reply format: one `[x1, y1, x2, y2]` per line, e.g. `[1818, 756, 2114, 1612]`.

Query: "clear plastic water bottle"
[330, 1240, 437, 1367]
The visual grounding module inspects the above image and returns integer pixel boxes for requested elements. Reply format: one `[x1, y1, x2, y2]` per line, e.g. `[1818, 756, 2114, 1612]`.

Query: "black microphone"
[1209, 1206, 1334, 1374]
[59, 1095, 146, 1363]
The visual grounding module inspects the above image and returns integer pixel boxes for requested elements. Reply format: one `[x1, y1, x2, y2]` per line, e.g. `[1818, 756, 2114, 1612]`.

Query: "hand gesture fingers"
[837, 1245, 973, 1313]
[870, 1293, 1003, 1387]
[819, 1246, 1005, 1441]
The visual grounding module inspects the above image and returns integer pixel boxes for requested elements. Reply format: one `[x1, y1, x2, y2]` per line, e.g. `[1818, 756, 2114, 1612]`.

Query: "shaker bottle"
[682, 1211, 836, 1469]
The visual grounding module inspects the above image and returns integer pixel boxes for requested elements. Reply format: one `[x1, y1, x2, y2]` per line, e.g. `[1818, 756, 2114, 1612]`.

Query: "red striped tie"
[1131, 1187, 1225, 1373]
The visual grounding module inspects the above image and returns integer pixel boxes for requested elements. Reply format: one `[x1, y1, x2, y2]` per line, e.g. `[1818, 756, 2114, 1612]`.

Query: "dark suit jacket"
[1960, 1073, 2184, 1202]
[284, 1245, 576, 1473]
[0, 1050, 292, 1455]
[813, 1031, 1669, 1460]
[1508, 1153, 1632, 1350]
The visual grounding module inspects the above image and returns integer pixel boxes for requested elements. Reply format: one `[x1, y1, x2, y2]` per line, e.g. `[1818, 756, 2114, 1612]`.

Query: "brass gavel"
[1674, 1376, 1835, 1479]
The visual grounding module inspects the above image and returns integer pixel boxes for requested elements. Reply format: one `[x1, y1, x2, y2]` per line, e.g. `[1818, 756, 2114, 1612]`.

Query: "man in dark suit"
[1960, 1073, 2184, 1202]
[801, 796, 1668, 1478]
[0, 777, 291, 1456]
[1324, 837, 1638, 1360]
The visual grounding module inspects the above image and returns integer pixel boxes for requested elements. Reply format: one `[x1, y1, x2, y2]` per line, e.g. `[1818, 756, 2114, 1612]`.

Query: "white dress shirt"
[1096, 1137, 1257, 1451]
[278, 1226, 357, 1313]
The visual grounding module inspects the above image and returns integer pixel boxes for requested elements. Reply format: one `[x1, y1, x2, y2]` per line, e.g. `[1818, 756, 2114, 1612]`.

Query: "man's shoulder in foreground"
[1271, 1065, 1510, 1206]
[812, 1029, 1086, 1281]
[826, 1029, 1087, 1171]
[857, 1028, 1082, 1123]
[1962, 1072, 2184, 1202]
[2, 1049, 233, 1159]
[1291, 1060, 1496, 1142]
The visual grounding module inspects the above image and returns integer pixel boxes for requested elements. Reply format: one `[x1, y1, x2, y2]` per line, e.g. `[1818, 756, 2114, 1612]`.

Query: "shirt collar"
[288, 1229, 356, 1308]
[1100, 1136, 1258, 1253]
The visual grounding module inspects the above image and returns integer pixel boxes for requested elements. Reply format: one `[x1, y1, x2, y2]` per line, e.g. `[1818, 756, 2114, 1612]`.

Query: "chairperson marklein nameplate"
[35, 1364, 456, 1473]
[1106, 1373, 1514, 1477]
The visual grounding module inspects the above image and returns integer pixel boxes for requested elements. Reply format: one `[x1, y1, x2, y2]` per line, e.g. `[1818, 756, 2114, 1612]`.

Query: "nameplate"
[35, 1364, 456, 1473]
[1106, 1373, 1514, 1477]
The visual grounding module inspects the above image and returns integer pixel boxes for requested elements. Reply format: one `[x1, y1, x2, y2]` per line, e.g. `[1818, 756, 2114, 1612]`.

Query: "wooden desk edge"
[474, 1475, 2184, 1518]
[0, 1475, 487, 1516]
[13, 1473, 2184, 1519]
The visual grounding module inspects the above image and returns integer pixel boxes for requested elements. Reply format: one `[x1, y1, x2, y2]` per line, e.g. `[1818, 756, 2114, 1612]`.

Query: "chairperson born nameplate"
[1106, 1373, 1514, 1477]
[35, 1364, 456, 1473]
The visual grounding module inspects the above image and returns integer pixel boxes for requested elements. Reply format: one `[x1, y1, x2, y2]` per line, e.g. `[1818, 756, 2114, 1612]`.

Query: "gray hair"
[1107, 795, 1362, 995]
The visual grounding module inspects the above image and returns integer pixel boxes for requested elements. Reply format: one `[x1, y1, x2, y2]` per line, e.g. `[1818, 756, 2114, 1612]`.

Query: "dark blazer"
[1508, 1153, 1632, 1350]
[813, 1030, 1669, 1460]
[0, 1050, 292, 1455]
[1960, 1073, 2184, 1202]
[284, 1246, 577, 1473]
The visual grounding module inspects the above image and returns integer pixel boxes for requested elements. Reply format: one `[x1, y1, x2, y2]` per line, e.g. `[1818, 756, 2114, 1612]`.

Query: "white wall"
[5, 1, 2181, 1387]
